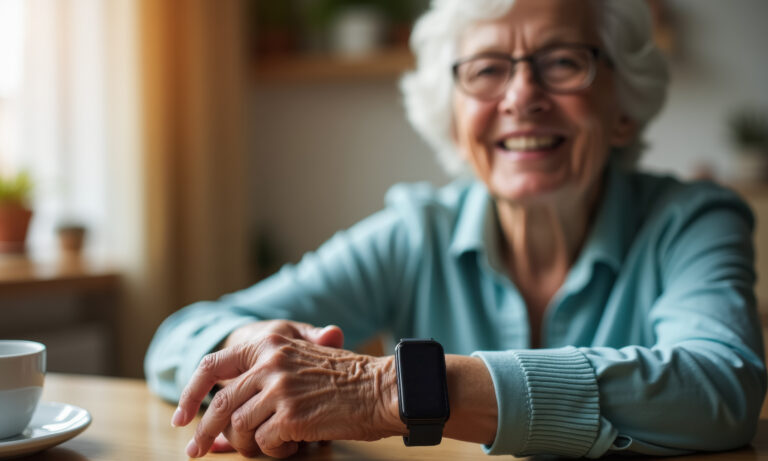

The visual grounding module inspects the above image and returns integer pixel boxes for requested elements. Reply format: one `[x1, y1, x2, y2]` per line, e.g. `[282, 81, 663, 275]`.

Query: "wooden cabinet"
[0, 256, 121, 375]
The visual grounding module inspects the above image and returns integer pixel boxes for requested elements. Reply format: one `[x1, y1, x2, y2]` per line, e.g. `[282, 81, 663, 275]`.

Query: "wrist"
[373, 355, 407, 437]
[443, 355, 498, 445]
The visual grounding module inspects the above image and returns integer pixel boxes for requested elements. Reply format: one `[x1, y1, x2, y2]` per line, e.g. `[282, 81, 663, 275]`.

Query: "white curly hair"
[400, 0, 670, 175]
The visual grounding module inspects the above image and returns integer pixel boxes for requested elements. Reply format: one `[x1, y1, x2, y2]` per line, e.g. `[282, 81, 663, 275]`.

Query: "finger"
[175, 344, 254, 427]
[220, 424, 262, 457]
[189, 372, 261, 457]
[231, 389, 276, 433]
[300, 324, 344, 348]
[264, 441, 299, 459]
[210, 433, 235, 452]
[255, 417, 299, 459]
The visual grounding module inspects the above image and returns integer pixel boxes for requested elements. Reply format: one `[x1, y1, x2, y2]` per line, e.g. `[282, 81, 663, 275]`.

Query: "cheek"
[557, 97, 614, 187]
[571, 118, 609, 173]
[454, 96, 496, 149]
[564, 98, 614, 158]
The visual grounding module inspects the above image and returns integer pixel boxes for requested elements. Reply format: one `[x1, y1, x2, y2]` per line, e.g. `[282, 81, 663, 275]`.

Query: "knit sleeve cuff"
[472, 347, 600, 457]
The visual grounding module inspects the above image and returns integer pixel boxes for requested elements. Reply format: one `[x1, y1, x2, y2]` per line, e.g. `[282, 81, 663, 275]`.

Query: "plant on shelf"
[727, 107, 768, 183]
[729, 108, 768, 153]
[252, 0, 299, 57]
[0, 170, 34, 253]
[302, 0, 425, 54]
[306, 0, 421, 25]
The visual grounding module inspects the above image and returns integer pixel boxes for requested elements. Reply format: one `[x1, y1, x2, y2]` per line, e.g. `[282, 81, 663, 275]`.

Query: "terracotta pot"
[57, 225, 87, 255]
[0, 202, 33, 253]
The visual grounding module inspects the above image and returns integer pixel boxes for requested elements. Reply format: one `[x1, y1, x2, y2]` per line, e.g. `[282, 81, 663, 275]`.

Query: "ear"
[610, 113, 638, 148]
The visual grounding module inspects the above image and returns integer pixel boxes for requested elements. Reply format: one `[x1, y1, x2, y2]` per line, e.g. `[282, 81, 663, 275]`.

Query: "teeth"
[502, 136, 558, 151]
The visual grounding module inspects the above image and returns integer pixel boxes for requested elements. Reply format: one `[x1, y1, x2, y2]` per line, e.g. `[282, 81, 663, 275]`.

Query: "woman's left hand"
[172, 333, 404, 458]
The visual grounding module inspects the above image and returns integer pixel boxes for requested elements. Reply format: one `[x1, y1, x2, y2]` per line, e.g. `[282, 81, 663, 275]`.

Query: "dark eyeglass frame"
[451, 43, 613, 99]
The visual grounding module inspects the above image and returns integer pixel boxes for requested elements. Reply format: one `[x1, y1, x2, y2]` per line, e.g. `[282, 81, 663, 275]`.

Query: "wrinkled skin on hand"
[172, 328, 400, 458]
[205, 320, 347, 455]
[223, 320, 345, 352]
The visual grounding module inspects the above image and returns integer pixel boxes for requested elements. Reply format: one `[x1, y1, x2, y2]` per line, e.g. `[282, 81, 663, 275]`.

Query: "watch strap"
[403, 423, 444, 446]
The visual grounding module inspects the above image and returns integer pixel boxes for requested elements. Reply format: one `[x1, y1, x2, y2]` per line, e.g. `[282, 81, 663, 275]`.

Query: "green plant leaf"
[728, 107, 768, 154]
[0, 170, 34, 205]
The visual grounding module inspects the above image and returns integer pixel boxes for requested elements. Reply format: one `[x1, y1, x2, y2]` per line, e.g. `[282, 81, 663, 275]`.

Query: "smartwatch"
[395, 338, 450, 446]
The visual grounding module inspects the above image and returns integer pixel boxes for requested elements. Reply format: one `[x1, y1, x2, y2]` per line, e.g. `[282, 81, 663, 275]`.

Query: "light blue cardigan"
[145, 163, 766, 457]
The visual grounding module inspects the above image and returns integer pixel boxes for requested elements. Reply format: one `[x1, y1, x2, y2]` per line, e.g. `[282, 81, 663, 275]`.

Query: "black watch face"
[397, 340, 449, 421]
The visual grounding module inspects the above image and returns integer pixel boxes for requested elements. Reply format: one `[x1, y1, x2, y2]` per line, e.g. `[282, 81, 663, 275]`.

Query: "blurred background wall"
[250, 83, 447, 266]
[1, 0, 767, 378]
[643, 0, 768, 177]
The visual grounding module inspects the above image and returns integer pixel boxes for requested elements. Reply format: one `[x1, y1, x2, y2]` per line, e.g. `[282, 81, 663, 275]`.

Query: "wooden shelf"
[253, 47, 415, 84]
[0, 255, 120, 295]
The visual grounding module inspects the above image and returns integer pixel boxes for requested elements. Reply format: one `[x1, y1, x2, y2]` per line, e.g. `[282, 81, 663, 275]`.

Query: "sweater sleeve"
[474, 193, 766, 457]
[587, 196, 766, 456]
[144, 207, 419, 402]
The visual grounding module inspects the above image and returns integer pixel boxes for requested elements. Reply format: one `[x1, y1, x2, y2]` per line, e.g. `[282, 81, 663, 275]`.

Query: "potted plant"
[0, 170, 34, 253]
[727, 107, 768, 183]
[301, 0, 424, 55]
[57, 222, 87, 257]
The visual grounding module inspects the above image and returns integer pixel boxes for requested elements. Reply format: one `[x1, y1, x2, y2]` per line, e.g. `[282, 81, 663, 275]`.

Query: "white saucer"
[0, 401, 91, 459]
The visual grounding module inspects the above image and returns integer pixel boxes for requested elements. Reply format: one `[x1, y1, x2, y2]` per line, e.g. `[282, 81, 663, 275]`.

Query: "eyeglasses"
[452, 44, 610, 100]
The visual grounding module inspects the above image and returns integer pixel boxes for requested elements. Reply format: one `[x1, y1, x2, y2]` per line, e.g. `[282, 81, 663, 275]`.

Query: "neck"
[496, 178, 605, 288]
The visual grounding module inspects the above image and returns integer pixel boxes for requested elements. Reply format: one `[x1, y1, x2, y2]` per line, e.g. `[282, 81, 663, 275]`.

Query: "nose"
[497, 61, 551, 117]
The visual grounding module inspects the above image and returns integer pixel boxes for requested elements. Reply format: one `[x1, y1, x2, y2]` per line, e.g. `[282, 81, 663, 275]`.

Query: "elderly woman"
[145, 0, 766, 458]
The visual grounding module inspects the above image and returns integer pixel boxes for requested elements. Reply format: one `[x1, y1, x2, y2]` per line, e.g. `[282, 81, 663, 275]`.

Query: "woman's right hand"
[207, 320, 345, 455]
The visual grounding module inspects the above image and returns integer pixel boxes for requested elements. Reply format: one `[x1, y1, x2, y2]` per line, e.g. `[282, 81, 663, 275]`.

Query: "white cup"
[0, 341, 46, 439]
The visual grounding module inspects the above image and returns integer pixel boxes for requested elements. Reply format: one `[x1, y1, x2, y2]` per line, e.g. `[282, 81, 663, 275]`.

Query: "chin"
[489, 171, 570, 204]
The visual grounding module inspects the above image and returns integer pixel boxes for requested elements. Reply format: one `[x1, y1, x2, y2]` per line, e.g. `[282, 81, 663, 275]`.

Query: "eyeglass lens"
[456, 47, 595, 98]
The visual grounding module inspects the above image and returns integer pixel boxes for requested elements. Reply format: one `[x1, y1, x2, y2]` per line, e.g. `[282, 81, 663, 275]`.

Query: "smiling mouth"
[497, 135, 565, 152]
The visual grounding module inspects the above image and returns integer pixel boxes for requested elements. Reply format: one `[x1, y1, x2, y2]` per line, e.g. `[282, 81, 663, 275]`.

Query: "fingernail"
[171, 407, 184, 427]
[186, 438, 199, 458]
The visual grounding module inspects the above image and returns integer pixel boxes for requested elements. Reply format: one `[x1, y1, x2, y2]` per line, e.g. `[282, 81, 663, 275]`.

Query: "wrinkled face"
[452, 0, 634, 205]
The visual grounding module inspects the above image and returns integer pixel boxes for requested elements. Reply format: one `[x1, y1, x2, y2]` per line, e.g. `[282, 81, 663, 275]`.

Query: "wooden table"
[16, 374, 767, 460]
